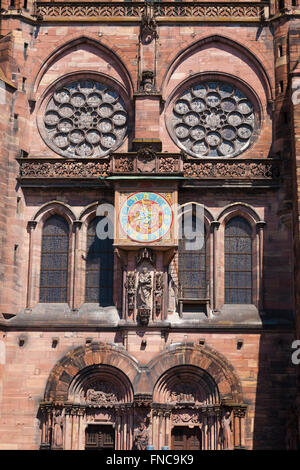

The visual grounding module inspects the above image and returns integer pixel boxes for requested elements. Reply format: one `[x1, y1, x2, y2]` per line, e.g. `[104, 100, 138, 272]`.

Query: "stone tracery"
[170, 81, 257, 158]
[41, 79, 128, 158]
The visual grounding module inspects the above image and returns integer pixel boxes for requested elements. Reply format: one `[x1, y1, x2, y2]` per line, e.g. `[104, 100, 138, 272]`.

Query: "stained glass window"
[85, 217, 114, 305]
[178, 212, 207, 299]
[39, 215, 69, 303]
[225, 216, 252, 304]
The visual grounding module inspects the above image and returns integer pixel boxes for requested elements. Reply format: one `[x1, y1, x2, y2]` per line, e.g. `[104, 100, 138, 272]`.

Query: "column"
[26, 220, 37, 309]
[164, 411, 171, 448]
[202, 415, 207, 450]
[233, 409, 241, 448]
[256, 221, 266, 312]
[64, 408, 73, 450]
[71, 409, 79, 450]
[71, 221, 82, 310]
[211, 221, 220, 312]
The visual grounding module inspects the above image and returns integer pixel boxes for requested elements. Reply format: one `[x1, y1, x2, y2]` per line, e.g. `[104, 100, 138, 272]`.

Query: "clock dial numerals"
[120, 192, 173, 243]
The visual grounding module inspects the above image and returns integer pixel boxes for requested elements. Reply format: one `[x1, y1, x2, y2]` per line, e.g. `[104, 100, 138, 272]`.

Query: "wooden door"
[85, 425, 115, 450]
[171, 426, 201, 450]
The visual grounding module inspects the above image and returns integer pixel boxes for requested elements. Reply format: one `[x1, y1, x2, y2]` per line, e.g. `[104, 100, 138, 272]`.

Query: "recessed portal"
[85, 424, 115, 450]
[171, 426, 201, 450]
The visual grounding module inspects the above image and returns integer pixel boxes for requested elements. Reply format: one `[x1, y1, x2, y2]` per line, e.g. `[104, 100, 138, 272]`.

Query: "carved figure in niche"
[139, 71, 155, 94]
[137, 267, 152, 309]
[219, 410, 234, 450]
[126, 271, 136, 313]
[53, 409, 64, 448]
[133, 422, 149, 450]
[154, 272, 164, 314]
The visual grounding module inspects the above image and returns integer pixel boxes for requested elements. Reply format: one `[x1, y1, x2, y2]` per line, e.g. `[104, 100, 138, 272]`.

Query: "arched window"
[225, 216, 252, 304]
[85, 217, 114, 305]
[178, 209, 207, 299]
[39, 215, 69, 303]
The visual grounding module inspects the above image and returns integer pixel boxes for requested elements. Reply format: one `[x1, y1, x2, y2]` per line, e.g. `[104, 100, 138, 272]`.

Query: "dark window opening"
[85, 216, 114, 305]
[178, 208, 207, 299]
[225, 216, 252, 304]
[39, 215, 69, 303]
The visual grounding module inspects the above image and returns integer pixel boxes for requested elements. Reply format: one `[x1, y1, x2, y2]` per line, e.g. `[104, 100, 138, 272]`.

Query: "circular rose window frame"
[165, 74, 261, 159]
[37, 73, 131, 158]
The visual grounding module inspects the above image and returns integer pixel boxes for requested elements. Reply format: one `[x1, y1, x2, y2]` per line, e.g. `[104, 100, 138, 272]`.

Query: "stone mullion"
[256, 221, 266, 311]
[211, 221, 220, 312]
[71, 221, 82, 310]
[26, 220, 37, 309]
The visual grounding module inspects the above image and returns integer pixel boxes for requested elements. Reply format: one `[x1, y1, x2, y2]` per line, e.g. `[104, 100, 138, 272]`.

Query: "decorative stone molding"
[34, 2, 266, 21]
[17, 155, 280, 180]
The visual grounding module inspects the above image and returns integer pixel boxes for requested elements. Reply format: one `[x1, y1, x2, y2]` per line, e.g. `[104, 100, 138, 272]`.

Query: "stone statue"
[53, 409, 64, 448]
[133, 423, 149, 450]
[219, 410, 234, 450]
[137, 267, 152, 308]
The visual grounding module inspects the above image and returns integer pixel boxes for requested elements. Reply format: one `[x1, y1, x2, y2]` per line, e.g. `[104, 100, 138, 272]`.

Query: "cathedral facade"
[0, 0, 299, 450]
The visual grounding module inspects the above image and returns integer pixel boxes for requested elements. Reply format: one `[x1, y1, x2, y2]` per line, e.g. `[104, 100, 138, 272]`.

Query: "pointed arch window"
[178, 208, 207, 299]
[225, 216, 252, 304]
[85, 216, 114, 305]
[39, 215, 69, 303]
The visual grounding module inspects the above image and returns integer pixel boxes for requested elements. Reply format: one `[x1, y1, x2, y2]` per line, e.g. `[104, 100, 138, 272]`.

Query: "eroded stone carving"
[126, 271, 136, 315]
[170, 81, 257, 158]
[133, 422, 149, 450]
[41, 79, 128, 158]
[85, 383, 119, 404]
[219, 410, 234, 450]
[52, 409, 64, 448]
[154, 272, 164, 315]
[167, 383, 202, 403]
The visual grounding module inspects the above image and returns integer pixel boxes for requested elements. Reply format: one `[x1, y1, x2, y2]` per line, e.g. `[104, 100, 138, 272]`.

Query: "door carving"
[85, 425, 115, 450]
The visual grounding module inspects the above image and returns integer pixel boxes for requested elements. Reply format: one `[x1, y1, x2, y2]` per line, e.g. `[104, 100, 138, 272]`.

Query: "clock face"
[120, 192, 173, 243]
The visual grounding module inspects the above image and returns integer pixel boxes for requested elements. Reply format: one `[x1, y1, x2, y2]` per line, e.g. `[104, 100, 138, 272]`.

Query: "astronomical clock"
[115, 187, 177, 248]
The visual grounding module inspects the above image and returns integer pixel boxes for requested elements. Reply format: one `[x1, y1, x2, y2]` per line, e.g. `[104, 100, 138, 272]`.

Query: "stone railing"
[17, 154, 280, 180]
[34, 2, 268, 20]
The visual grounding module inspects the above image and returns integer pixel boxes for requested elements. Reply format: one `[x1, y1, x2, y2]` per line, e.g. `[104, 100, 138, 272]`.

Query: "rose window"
[42, 80, 128, 157]
[171, 81, 257, 158]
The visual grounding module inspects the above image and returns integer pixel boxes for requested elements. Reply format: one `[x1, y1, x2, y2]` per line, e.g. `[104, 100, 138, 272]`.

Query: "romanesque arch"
[39, 342, 246, 450]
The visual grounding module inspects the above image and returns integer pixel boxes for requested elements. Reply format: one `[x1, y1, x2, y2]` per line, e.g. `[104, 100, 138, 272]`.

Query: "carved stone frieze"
[171, 410, 201, 425]
[18, 156, 280, 180]
[35, 2, 265, 21]
[84, 382, 120, 404]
